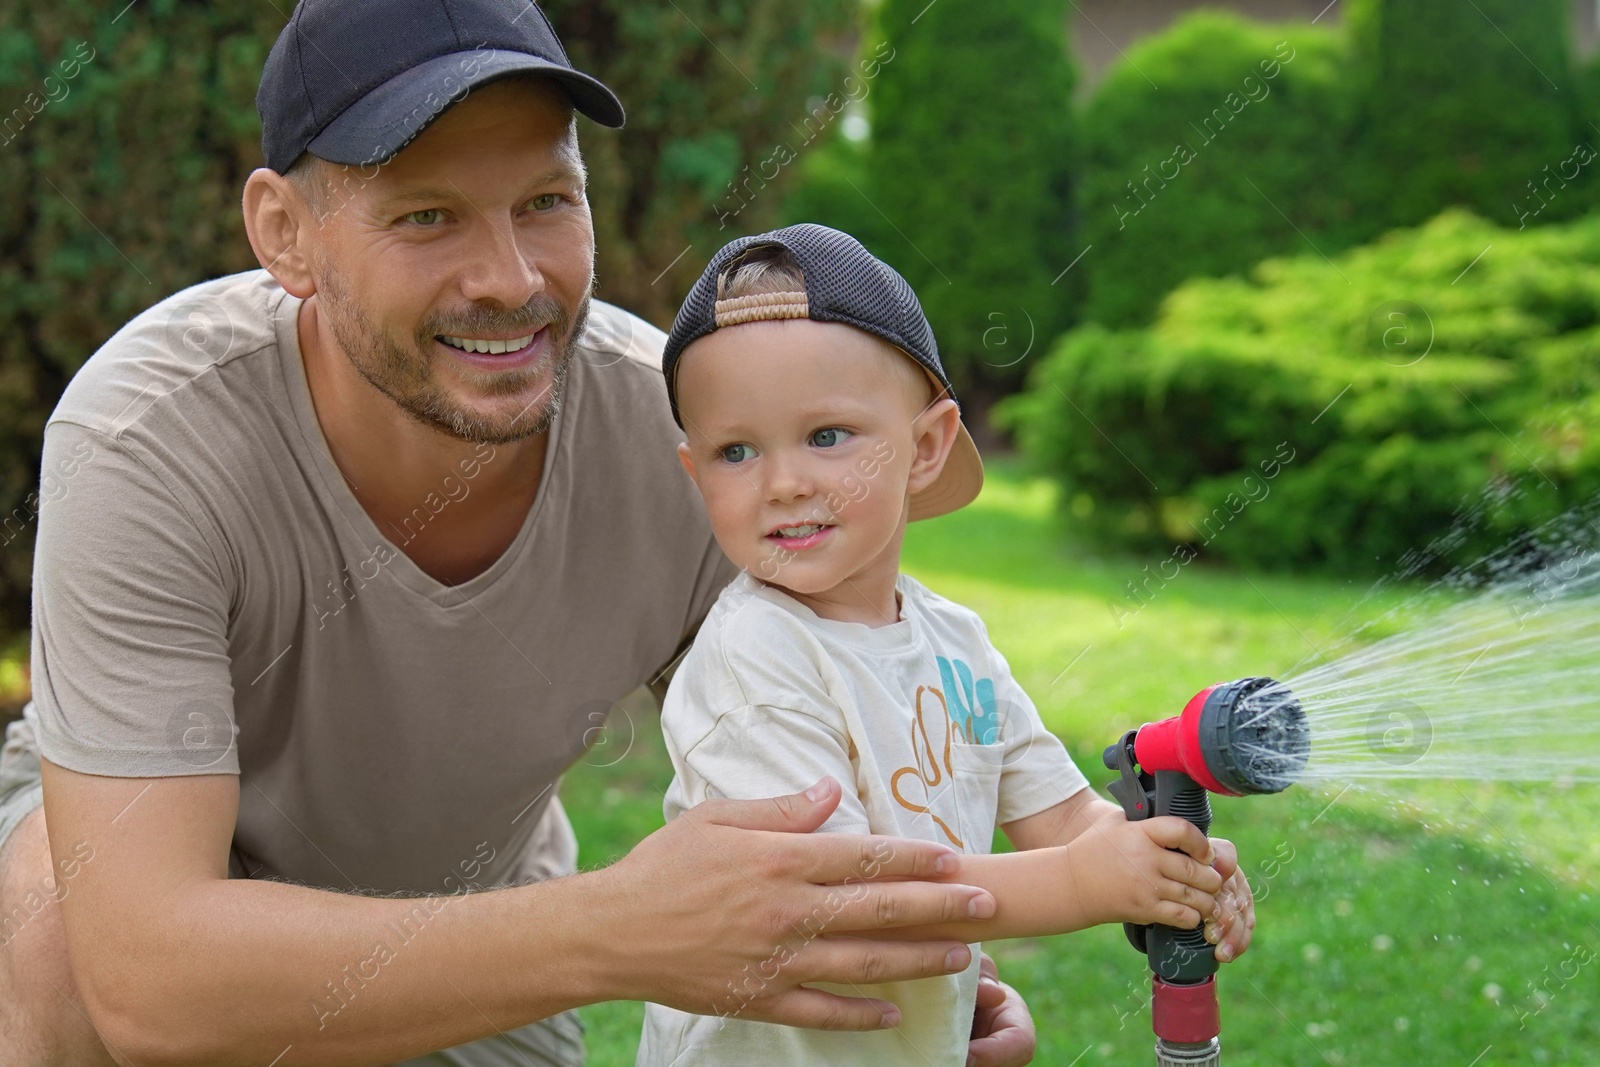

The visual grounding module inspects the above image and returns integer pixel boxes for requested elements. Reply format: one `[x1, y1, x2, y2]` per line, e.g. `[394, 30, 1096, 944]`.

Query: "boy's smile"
[674, 318, 960, 626]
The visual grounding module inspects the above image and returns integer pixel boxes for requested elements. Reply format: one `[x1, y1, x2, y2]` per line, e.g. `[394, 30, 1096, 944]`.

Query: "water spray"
[1102, 677, 1310, 1067]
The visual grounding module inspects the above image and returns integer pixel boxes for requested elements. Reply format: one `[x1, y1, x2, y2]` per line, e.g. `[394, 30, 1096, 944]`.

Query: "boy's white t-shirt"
[637, 570, 1090, 1067]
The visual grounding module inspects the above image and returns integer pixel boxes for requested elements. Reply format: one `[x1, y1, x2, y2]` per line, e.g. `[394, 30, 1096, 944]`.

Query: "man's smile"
[434, 326, 550, 369]
[438, 332, 539, 355]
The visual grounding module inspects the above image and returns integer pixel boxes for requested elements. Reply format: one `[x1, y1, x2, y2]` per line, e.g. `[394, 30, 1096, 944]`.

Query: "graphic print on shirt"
[889, 656, 1001, 847]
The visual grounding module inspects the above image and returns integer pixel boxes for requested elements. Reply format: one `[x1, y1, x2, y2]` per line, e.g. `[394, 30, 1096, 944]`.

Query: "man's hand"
[596, 776, 998, 1031]
[967, 952, 1035, 1067]
[1201, 838, 1255, 963]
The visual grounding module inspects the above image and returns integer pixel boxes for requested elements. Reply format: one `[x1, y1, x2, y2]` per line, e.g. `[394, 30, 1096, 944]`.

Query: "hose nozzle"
[1104, 677, 1309, 798]
[1102, 677, 1308, 1066]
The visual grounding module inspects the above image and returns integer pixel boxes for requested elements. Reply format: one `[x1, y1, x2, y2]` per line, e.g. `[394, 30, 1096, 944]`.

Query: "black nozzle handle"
[1103, 736, 1220, 980]
[1146, 770, 1219, 984]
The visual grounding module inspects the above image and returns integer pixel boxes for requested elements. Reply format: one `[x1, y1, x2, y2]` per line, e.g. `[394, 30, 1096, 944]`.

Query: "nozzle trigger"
[1103, 729, 1152, 822]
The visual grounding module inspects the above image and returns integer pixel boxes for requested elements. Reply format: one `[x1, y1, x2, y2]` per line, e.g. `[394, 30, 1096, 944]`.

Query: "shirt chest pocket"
[887, 682, 1007, 853]
[949, 739, 1005, 855]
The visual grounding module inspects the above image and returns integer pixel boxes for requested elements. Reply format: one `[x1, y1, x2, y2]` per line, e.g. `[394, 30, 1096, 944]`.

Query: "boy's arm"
[876, 794, 1221, 942]
[879, 790, 1256, 957]
[1003, 790, 1258, 960]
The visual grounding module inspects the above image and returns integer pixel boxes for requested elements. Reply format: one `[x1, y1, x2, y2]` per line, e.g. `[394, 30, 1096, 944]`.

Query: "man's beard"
[316, 266, 592, 444]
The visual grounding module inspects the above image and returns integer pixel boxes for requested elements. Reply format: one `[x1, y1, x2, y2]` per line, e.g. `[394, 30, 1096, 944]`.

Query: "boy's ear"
[907, 398, 961, 497]
[676, 441, 699, 487]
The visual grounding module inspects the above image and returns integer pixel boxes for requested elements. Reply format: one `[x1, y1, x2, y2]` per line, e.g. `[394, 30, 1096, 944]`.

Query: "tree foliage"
[791, 0, 1078, 404]
[0, 0, 857, 635]
[1078, 3, 1598, 328]
[1077, 13, 1359, 327]
[1346, 0, 1592, 234]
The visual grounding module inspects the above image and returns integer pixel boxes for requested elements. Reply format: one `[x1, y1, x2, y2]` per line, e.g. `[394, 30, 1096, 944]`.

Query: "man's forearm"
[99, 871, 618, 1067]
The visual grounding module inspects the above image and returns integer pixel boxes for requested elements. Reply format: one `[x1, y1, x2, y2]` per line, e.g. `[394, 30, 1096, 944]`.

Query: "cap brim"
[910, 420, 984, 522]
[307, 49, 624, 169]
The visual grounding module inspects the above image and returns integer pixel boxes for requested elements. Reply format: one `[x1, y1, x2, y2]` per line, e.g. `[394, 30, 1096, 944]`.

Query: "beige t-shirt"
[638, 571, 1090, 1067]
[29, 269, 735, 893]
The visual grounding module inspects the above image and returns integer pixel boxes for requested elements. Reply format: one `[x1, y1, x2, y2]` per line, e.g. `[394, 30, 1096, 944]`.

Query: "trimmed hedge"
[1078, 3, 1599, 329]
[1346, 0, 1593, 234]
[1077, 13, 1362, 327]
[786, 0, 1079, 400]
[1001, 209, 1600, 574]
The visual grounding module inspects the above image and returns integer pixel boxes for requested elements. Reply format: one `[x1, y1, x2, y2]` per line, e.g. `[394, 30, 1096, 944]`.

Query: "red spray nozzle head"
[1107, 677, 1309, 796]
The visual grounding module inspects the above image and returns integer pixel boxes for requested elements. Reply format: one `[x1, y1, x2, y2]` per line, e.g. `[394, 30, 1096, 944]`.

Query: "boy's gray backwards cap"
[662, 223, 983, 521]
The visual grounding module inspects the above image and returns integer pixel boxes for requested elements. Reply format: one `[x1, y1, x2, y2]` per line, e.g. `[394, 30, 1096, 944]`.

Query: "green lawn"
[565, 460, 1598, 1066]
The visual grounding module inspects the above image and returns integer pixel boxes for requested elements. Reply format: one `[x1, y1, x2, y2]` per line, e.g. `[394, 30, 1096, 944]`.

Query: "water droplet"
[1302, 943, 1324, 964]
[1372, 934, 1394, 951]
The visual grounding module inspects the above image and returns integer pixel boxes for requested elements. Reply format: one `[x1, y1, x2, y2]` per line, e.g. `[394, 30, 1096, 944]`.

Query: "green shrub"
[1346, 0, 1594, 234]
[1080, 4, 1600, 329]
[1077, 12, 1361, 328]
[1001, 209, 1600, 573]
[835, 0, 1078, 400]
[779, 135, 894, 259]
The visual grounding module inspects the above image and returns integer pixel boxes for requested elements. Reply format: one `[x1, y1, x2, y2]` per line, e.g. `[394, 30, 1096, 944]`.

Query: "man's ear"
[907, 397, 961, 496]
[676, 440, 699, 487]
[242, 168, 318, 299]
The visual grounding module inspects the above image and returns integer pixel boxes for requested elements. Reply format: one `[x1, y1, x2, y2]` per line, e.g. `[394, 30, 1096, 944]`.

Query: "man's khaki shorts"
[0, 707, 585, 1067]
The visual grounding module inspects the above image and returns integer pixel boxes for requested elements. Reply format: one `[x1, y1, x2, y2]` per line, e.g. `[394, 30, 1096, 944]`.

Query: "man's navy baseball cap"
[257, 0, 625, 174]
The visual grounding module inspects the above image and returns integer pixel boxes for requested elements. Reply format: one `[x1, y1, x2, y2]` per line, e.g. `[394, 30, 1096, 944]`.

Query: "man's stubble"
[315, 262, 592, 444]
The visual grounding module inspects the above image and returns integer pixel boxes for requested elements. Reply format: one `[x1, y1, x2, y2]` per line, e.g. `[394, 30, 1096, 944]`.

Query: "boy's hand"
[1201, 839, 1255, 963]
[1065, 812, 1223, 931]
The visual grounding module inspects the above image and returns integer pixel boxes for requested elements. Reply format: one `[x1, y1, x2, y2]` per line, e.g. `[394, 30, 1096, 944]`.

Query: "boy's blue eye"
[720, 443, 754, 463]
[810, 428, 851, 448]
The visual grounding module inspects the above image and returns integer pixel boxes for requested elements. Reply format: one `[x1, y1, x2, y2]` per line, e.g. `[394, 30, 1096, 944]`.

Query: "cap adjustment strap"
[712, 291, 809, 327]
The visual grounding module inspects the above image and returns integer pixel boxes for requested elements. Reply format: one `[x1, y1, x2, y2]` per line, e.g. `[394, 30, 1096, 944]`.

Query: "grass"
[562, 459, 1600, 1066]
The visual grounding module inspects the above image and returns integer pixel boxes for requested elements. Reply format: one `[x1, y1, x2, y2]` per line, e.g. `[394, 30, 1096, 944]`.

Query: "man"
[0, 2, 1091, 1063]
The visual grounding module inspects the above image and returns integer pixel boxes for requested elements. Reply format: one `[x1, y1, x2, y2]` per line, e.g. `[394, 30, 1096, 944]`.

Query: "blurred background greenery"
[6, 0, 1600, 639]
[3, 0, 1599, 1062]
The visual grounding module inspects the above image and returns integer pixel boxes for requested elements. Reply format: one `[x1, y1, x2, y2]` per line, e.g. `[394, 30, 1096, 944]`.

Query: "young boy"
[637, 224, 1245, 1066]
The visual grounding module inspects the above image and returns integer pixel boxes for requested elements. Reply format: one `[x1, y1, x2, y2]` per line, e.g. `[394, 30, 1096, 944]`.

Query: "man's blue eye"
[527, 193, 562, 211]
[404, 209, 444, 226]
[721, 444, 754, 463]
[811, 428, 851, 448]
